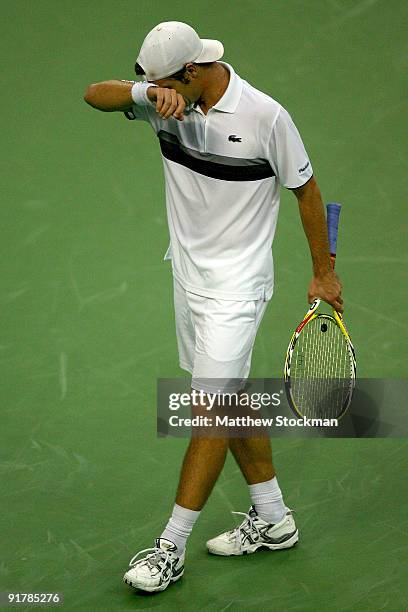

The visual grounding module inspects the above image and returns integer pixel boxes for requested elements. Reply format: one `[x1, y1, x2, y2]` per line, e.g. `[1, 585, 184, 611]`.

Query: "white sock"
[160, 503, 201, 553]
[249, 476, 287, 524]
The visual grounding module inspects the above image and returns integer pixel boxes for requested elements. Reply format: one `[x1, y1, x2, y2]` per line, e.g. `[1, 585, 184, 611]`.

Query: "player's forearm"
[83, 80, 134, 112]
[296, 178, 331, 276]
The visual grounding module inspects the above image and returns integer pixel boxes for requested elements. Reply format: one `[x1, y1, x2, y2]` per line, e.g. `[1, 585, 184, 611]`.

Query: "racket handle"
[327, 203, 341, 268]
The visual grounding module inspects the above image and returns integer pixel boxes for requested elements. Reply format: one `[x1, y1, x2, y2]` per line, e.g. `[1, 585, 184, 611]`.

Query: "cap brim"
[194, 39, 224, 63]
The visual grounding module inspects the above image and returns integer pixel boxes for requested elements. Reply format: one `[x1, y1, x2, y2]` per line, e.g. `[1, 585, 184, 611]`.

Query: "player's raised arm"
[84, 80, 135, 112]
[84, 80, 186, 120]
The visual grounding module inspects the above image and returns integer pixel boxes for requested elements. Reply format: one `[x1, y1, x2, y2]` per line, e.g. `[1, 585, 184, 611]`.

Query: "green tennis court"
[1, 0, 407, 609]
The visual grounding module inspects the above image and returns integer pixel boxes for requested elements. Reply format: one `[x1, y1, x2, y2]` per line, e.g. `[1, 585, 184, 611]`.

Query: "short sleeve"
[267, 107, 313, 189]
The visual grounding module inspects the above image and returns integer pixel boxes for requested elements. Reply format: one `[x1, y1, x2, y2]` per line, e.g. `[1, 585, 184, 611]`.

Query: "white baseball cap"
[136, 21, 224, 81]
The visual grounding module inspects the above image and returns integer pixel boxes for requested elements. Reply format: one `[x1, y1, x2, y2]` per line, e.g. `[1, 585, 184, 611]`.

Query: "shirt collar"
[193, 61, 243, 114]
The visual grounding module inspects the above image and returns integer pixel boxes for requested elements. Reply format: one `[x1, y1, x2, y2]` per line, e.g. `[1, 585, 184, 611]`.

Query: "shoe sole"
[207, 530, 299, 556]
[123, 570, 184, 593]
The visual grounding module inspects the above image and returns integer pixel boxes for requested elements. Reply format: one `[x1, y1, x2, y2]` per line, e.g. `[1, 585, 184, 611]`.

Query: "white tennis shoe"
[206, 506, 298, 556]
[123, 538, 184, 592]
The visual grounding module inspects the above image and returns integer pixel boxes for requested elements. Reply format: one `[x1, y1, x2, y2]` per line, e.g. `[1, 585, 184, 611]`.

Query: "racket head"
[284, 312, 356, 420]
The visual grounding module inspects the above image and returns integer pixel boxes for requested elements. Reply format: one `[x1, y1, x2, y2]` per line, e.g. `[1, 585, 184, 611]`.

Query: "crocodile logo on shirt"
[228, 135, 242, 142]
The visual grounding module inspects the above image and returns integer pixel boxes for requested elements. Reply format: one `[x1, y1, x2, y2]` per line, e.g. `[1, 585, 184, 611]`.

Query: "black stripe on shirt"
[157, 130, 275, 182]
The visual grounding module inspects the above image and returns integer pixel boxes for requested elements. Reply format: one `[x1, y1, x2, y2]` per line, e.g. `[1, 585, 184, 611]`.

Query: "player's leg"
[124, 282, 231, 592]
[206, 301, 298, 556]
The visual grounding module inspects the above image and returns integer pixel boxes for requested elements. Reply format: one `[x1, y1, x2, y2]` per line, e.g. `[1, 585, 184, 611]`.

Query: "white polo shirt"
[125, 61, 313, 300]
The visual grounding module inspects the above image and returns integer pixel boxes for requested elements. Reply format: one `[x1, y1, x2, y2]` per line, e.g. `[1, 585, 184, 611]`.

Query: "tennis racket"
[284, 203, 356, 420]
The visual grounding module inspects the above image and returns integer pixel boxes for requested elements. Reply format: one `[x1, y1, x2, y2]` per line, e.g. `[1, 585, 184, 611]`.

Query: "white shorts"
[173, 278, 269, 393]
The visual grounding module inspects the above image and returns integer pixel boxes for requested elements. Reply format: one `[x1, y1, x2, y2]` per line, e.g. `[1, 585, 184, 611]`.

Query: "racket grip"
[327, 203, 341, 257]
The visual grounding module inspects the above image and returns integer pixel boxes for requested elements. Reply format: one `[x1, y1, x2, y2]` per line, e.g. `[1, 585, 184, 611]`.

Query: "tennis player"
[84, 21, 342, 593]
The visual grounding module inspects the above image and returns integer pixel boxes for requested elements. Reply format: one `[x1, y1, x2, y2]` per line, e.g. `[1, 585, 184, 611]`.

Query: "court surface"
[1, 1, 407, 610]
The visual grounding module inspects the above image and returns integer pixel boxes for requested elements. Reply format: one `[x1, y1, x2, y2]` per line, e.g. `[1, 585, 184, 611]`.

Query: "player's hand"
[147, 86, 186, 121]
[308, 270, 343, 313]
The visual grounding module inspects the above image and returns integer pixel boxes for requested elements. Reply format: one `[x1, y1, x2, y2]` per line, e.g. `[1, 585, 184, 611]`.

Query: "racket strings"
[291, 316, 352, 419]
